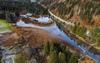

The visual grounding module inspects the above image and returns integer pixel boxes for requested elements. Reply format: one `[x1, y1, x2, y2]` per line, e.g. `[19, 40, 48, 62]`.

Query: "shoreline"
[21, 17, 56, 27]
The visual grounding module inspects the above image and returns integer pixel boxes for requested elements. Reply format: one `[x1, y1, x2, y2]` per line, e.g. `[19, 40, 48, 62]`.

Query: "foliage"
[59, 53, 66, 63]
[64, 47, 70, 62]
[72, 24, 87, 38]
[44, 42, 50, 55]
[0, 2, 48, 15]
[50, 50, 59, 63]
[0, 13, 5, 19]
[72, 24, 77, 33]
[43, 42, 78, 63]
[90, 27, 100, 46]
[50, 42, 55, 55]
[68, 52, 78, 63]
[15, 11, 20, 17]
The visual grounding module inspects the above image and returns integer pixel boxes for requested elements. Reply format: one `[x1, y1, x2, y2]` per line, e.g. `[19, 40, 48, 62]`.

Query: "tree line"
[0, 1, 48, 15]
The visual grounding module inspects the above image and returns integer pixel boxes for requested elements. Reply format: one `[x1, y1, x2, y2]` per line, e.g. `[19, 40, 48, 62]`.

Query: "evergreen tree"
[59, 53, 66, 63]
[72, 25, 77, 33]
[50, 42, 55, 55]
[50, 50, 59, 63]
[64, 47, 70, 62]
[43, 42, 50, 55]
[76, 26, 81, 35]
[60, 43, 66, 52]
[78, 22, 80, 26]
[15, 11, 20, 17]
[68, 52, 78, 63]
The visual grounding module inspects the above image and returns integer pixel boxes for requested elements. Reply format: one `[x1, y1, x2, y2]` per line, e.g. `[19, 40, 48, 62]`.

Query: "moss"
[0, 19, 12, 33]
[15, 54, 26, 63]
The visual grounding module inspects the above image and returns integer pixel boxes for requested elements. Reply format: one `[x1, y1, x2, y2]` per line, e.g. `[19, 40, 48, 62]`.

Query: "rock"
[23, 48, 33, 59]
[27, 57, 37, 63]
[4, 58, 13, 63]
[1, 55, 15, 63]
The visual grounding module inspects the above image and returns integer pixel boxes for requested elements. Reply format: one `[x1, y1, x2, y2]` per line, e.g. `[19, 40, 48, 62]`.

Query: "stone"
[4, 58, 13, 63]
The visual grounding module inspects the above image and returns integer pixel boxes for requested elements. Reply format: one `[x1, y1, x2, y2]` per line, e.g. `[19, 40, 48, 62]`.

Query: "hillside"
[40, 0, 100, 47]
[41, 0, 100, 29]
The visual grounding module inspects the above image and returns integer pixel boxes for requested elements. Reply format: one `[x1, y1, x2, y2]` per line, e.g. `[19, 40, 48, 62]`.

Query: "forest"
[47, 0, 100, 27]
[0, 1, 48, 15]
[44, 42, 78, 63]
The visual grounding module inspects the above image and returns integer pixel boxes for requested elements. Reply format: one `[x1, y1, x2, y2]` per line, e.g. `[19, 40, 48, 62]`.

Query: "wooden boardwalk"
[78, 43, 98, 61]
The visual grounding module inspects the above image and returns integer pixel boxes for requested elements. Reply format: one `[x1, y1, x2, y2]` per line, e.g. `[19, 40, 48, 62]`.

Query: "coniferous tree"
[64, 47, 70, 62]
[44, 42, 50, 55]
[68, 52, 78, 63]
[59, 53, 66, 63]
[50, 50, 59, 63]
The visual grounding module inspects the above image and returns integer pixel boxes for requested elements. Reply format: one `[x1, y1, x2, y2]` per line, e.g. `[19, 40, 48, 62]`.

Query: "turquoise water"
[26, 13, 32, 16]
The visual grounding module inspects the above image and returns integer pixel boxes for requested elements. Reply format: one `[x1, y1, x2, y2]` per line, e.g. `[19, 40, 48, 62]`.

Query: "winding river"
[17, 16, 100, 63]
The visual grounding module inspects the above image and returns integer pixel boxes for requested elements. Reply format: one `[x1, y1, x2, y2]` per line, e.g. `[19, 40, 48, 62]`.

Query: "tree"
[50, 42, 55, 55]
[59, 53, 66, 63]
[76, 26, 81, 34]
[64, 47, 70, 62]
[68, 52, 78, 63]
[72, 25, 77, 33]
[50, 50, 59, 63]
[44, 42, 50, 55]
[0, 14, 5, 19]
[15, 11, 20, 17]
[78, 22, 80, 26]
[20, 36, 26, 43]
[59, 43, 66, 52]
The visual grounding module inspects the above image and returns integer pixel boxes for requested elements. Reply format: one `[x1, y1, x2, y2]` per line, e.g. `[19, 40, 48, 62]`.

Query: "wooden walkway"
[78, 43, 98, 61]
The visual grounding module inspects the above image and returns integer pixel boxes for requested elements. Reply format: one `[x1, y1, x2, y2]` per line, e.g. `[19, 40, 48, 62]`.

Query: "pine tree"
[44, 42, 50, 55]
[59, 53, 66, 63]
[68, 52, 78, 63]
[50, 50, 59, 63]
[64, 47, 70, 62]
[72, 25, 77, 33]
[50, 42, 55, 55]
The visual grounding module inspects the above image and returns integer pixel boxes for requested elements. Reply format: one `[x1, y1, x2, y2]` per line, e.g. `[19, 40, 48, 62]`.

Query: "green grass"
[0, 19, 12, 33]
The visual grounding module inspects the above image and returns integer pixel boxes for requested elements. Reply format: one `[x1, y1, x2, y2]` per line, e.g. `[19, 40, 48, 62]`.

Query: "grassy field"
[0, 19, 12, 33]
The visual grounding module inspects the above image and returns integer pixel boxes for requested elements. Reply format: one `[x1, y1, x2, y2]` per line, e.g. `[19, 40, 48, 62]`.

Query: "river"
[17, 16, 100, 63]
